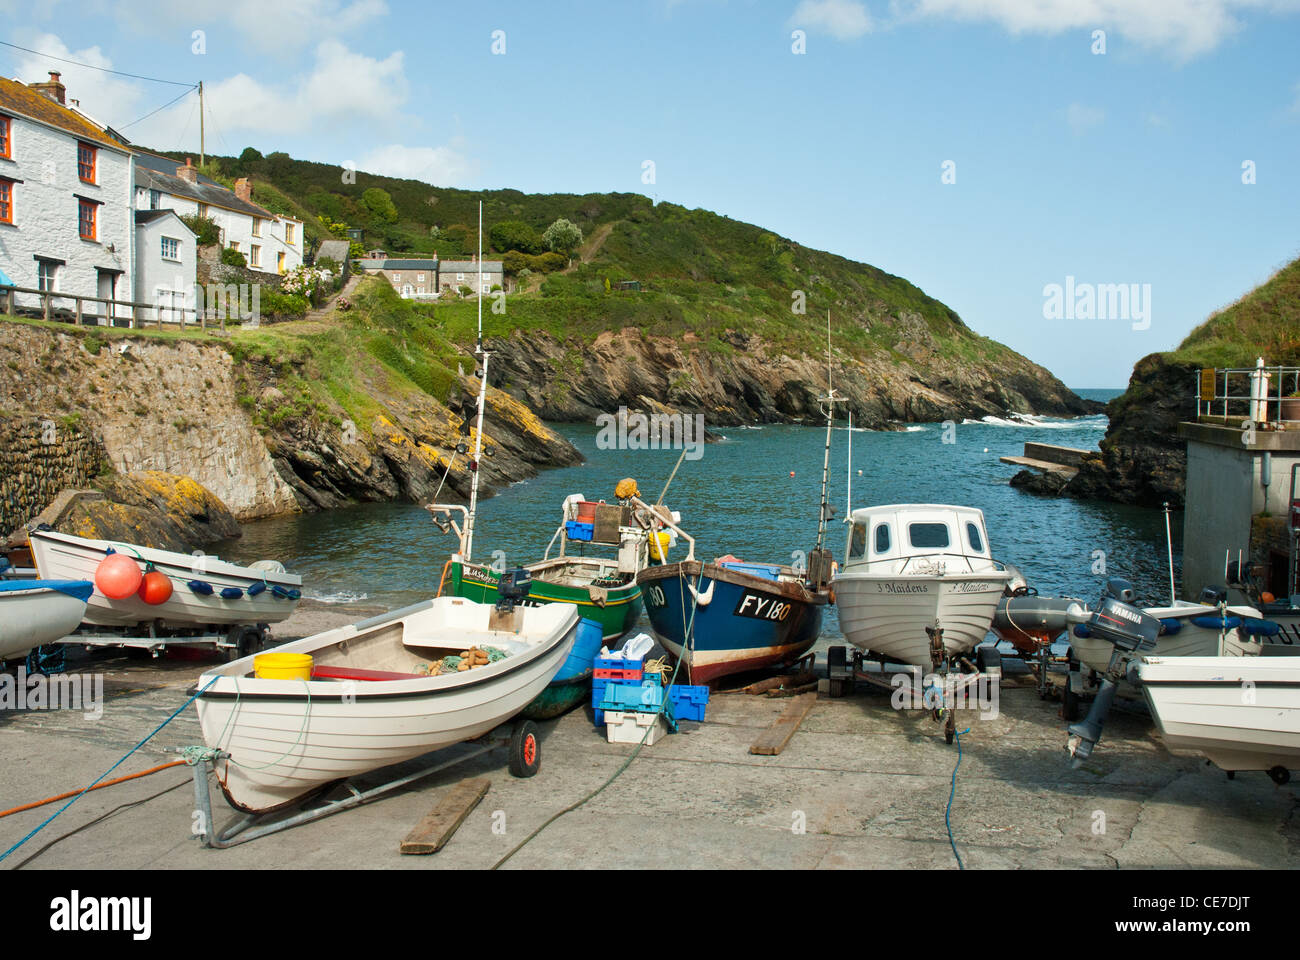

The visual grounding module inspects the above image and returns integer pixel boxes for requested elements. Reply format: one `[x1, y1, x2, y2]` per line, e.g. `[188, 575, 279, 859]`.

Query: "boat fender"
[271, 584, 293, 599]
[1072, 624, 1091, 638]
[688, 579, 715, 607]
[1242, 617, 1281, 637]
[138, 568, 174, 605]
[247, 580, 267, 597]
[1157, 617, 1182, 635]
[220, 586, 244, 600]
[1190, 615, 1242, 630]
[95, 552, 143, 599]
[188, 580, 214, 596]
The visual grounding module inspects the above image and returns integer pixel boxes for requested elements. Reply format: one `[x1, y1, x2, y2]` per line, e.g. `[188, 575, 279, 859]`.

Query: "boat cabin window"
[848, 522, 867, 560]
[873, 523, 891, 555]
[966, 522, 983, 553]
[908, 522, 950, 549]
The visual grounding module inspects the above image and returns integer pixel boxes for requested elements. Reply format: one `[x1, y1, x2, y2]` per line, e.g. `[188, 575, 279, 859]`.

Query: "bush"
[543, 218, 583, 259]
[489, 220, 542, 254]
[257, 289, 310, 321]
[221, 247, 247, 267]
[182, 215, 221, 246]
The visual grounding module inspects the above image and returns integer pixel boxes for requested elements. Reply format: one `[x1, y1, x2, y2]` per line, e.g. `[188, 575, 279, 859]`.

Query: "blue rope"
[0, 675, 219, 864]
[946, 726, 972, 870]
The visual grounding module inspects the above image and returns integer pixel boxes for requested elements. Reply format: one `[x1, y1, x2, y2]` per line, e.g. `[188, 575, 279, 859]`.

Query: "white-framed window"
[250, 244, 261, 268]
[251, 217, 262, 237]
[417, 274, 425, 282]
[481, 283, 490, 293]
[392, 273, 401, 282]
[161, 236, 180, 260]
[417, 286, 425, 294]
[284, 222, 295, 245]
[36, 259, 58, 292]
[456, 272, 464, 281]
[149, 189, 161, 210]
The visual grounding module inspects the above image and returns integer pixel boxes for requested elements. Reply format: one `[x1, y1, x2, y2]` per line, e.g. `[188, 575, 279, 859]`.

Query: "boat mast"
[815, 310, 843, 554]
[463, 201, 488, 560]
[846, 410, 852, 519]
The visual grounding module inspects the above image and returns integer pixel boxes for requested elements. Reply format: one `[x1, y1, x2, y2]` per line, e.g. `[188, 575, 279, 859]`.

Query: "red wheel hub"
[523, 734, 537, 765]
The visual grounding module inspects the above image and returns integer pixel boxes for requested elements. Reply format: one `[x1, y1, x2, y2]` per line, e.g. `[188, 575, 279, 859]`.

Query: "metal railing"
[1195, 363, 1300, 423]
[0, 283, 234, 332]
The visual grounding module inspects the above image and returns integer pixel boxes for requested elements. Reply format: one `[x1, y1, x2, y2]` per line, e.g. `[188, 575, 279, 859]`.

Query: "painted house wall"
[133, 186, 303, 274]
[134, 214, 197, 320]
[0, 114, 134, 314]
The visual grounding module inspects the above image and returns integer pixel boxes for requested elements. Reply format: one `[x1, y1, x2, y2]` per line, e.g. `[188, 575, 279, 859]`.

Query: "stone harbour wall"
[0, 416, 108, 537]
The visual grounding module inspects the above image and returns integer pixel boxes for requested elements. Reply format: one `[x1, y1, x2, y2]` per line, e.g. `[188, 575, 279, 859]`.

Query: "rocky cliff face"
[489, 327, 1096, 428]
[0, 322, 581, 537]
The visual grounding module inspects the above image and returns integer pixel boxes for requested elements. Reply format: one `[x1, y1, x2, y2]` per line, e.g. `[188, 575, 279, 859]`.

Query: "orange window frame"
[0, 117, 10, 160]
[77, 142, 97, 183]
[0, 179, 12, 224]
[78, 199, 97, 240]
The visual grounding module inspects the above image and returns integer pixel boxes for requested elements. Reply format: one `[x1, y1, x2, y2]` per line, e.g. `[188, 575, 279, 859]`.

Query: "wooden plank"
[749, 692, 817, 756]
[399, 777, 491, 855]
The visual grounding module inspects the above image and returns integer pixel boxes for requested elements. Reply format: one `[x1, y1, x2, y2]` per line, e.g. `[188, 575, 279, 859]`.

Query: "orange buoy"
[138, 569, 173, 605]
[95, 553, 142, 599]
[1261, 591, 1276, 604]
[789, 471, 795, 478]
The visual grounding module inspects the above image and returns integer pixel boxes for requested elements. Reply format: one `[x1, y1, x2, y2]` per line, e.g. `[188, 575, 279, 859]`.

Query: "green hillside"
[1167, 256, 1300, 367]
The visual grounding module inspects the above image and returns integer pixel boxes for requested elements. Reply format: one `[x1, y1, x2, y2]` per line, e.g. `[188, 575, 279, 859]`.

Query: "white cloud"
[791, 0, 874, 39]
[893, 0, 1300, 59]
[359, 141, 474, 186]
[1066, 102, 1106, 135]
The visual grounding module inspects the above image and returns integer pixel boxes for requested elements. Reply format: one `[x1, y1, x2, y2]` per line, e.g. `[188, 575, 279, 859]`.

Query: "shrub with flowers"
[280, 265, 338, 305]
[336, 297, 352, 312]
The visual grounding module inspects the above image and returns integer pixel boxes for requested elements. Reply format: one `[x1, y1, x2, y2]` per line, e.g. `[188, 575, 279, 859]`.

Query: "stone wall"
[0, 416, 108, 537]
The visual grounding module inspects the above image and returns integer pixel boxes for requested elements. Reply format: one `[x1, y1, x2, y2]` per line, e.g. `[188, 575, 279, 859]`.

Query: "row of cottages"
[355, 255, 505, 300]
[0, 71, 303, 323]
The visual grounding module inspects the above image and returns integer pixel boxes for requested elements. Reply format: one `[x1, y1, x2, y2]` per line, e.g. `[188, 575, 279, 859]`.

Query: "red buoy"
[138, 569, 174, 605]
[95, 553, 142, 599]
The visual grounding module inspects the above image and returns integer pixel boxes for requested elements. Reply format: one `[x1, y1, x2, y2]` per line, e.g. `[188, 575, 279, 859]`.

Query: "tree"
[543, 218, 583, 261]
[180, 214, 220, 246]
[239, 146, 264, 163]
[489, 220, 541, 254]
[361, 187, 399, 224]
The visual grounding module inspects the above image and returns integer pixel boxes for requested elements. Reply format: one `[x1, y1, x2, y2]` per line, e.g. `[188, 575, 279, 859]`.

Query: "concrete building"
[133, 209, 197, 321]
[133, 152, 302, 275]
[0, 72, 135, 320]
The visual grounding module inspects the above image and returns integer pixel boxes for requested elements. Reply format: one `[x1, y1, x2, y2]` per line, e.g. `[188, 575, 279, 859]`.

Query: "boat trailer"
[56, 621, 271, 661]
[173, 721, 540, 849]
[825, 625, 1003, 744]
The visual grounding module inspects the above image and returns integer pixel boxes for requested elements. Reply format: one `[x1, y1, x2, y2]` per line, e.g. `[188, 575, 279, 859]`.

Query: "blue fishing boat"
[635, 314, 842, 684]
[519, 616, 606, 719]
[637, 559, 828, 684]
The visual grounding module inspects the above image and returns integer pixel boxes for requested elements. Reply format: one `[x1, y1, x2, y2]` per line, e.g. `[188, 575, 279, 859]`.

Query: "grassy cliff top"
[1167, 255, 1300, 368]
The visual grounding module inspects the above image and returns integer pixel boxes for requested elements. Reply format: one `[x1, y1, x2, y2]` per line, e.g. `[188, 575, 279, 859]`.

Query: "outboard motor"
[496, 567, 534, 613]
[1200, 585, 1227, 605]
[1066, 586, 1162, 766]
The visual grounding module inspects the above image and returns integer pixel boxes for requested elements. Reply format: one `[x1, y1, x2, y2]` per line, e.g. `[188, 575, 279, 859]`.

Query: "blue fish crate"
[599, 679, 666, 713]
[565, 520, 594, 542]
[668, 684, 710, 722]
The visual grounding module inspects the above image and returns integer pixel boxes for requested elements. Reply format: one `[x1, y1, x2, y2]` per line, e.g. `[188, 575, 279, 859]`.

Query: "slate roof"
[439, 261, 503, 272]
[0, 76, 128, 151]
[315, 239, 351, 263]
[134, 151, 280, 219]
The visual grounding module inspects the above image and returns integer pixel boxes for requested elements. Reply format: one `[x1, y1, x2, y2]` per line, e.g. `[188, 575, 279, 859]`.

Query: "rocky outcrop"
[1047, 354, 1196, 507]
[489, 327, 1098, 428]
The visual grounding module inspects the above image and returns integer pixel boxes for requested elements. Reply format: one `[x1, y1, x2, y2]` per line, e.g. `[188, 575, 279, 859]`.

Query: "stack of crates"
[592, 655, 711, 742]
[592, 654, 643, 727]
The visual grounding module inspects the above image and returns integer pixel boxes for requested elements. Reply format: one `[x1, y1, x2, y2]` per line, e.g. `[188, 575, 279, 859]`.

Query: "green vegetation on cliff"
[1166, 257, 1300, 368]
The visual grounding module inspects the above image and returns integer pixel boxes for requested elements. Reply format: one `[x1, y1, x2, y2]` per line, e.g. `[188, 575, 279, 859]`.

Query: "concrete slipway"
[1, 604, 1296, 870]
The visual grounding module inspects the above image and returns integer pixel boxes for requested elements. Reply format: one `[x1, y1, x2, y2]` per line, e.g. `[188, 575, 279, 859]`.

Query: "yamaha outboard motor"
[1066, 580, 1161, 766]
[496, 567, 534, 613]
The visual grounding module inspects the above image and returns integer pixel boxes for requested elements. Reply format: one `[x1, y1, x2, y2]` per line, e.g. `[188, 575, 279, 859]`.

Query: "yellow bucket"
[254, 652, 313, 680]
[650, 531, 671, 561]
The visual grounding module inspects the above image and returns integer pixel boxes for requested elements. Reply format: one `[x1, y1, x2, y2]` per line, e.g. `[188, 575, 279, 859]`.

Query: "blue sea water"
[216, 387, 1183, 644]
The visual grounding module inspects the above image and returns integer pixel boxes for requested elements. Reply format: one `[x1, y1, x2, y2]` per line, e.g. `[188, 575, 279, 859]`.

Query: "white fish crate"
[604, 709, 667, 746]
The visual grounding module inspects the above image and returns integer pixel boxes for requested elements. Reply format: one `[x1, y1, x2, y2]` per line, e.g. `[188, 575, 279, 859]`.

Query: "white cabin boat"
[0, 580, 93, 660]
[832, 504, 1014, 667]
[194, 596, 578, 813]
[29, 530, 301, 629]
[1137, 656, 1300, 780]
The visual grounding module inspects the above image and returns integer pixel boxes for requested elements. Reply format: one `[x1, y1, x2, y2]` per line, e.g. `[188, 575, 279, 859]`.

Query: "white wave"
[308, 590, 369, 604]
[962, 413, 1107, 430]
[902, 425, 926, 433]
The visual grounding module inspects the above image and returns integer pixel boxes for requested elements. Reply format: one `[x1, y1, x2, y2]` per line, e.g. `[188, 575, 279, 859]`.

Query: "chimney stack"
[176, 158, 198, 184]
[234, 178, 253, 202]
[30, 71, 66, 104]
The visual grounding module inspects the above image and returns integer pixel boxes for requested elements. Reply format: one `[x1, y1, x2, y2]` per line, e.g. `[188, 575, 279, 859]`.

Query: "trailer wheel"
[976, 645, 1001, 674]
[1269, 766, 1290, 786]
[225, 625, 263, 662]
[509, 720, 541, 778]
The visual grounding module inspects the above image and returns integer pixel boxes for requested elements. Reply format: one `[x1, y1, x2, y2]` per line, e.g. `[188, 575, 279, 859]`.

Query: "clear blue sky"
[6, 0, 1300, 388]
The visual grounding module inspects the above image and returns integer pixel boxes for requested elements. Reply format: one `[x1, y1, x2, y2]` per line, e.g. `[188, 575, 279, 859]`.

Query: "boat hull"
[0, 580, 94, 659]
[833, 571, 1012, 667]
[30, 530, 301, 629]
[637, 562, 826, 685]
[1070, 604, 1260, 675]
[448, 559, 642, 643]
[196, 597, 578, 813]
[1138, 656, 1300, 772]
[520, 616, 605, 720]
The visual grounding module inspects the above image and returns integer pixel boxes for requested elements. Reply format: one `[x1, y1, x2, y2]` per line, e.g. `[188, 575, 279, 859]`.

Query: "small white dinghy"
[29, 529, 301, 629]
[194, 595, 579, 814]
[0, 580, 94, 660]
[1137, 656, 1300, 784]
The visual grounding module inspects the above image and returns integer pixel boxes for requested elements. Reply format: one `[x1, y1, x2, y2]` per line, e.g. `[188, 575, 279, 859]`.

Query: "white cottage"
[133, 209, 197, 321]
[133, 152, 303, 275]
[0, 72, 135, 320]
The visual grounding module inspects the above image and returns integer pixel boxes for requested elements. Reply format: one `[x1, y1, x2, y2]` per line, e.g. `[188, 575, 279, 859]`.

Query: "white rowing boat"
[29, 529, 301, 629]
[0, 580, 93, 660]
[194, 596, 578, 813]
